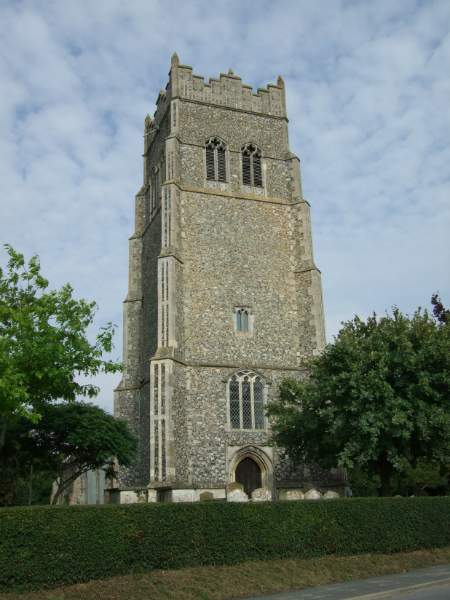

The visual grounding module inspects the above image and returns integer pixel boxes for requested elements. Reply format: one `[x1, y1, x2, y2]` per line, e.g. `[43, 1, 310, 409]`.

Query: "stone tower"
[113, 54, 346, 503]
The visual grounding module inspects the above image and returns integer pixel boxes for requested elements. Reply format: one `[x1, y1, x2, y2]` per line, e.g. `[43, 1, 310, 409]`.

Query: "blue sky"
[1, 0, 449, 414]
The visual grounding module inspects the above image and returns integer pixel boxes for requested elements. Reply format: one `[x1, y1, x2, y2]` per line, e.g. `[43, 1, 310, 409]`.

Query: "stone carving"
[323, 490, 340, 499]
[304, 488, 322, 500]
[199, 491, 214, 501]
[252, 487, 272, 502]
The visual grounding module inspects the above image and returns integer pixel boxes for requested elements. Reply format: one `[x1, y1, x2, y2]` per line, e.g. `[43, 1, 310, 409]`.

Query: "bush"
[1, 497, 449, 592]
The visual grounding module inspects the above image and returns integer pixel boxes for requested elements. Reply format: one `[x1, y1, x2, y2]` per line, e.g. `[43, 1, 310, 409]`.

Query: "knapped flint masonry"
[112, 54, 349, 503]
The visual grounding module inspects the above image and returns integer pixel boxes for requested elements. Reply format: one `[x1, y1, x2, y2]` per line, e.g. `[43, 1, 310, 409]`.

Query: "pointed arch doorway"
[235, 457, 262, 498]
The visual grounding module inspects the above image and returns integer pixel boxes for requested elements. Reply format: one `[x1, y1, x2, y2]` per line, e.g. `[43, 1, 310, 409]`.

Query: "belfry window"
[205, 137, 227, 182]
[241, 143, 263, 187]
[229, 371, 265, 430]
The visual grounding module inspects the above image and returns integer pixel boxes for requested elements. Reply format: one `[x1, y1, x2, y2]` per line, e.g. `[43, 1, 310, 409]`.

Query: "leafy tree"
[431, 292, 449, 324]
[0, 245, 123, 450]
[267, 304, 450, 496]
[391, 458, 449, 497]
[1, 402, 138, 505]
[0, 420, 29, 506]
[347, 468, 380, 498]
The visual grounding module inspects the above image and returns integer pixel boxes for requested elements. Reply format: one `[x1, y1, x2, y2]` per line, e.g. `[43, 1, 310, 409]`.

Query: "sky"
[1, 0, 449, 415]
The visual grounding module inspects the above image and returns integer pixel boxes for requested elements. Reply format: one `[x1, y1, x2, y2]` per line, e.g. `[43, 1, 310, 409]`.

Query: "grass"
[1, 547, 450, 600]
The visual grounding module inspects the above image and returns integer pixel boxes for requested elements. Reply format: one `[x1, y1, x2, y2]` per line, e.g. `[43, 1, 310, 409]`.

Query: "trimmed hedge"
[1, 497, 449, 592]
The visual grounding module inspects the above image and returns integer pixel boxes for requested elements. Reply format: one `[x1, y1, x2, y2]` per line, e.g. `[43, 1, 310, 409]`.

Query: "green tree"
[1, 402, 137, 506]
[0, 245, 123, 450]
[267, 304, 450, 496]
[391, 458, 449, 497]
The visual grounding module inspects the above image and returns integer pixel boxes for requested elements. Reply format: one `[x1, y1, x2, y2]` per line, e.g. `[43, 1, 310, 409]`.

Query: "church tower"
[113, 55, 345, 502]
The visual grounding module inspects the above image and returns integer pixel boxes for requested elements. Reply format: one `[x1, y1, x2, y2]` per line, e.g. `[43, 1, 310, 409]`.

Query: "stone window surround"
[233, 306, 254, 335]
[241, 142, 266, 196]
[205, 136, 228, 182]
[201, 139, 267, 196]
[225, 369, 269, 432]
[204, 136, 230, 191]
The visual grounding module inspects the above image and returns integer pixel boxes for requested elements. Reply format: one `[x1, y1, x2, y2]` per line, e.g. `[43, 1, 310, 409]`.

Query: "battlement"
[152, 53, 287, 127]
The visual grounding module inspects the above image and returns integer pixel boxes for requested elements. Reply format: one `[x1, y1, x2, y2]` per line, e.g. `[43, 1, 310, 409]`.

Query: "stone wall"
[114, 55, 339, 496]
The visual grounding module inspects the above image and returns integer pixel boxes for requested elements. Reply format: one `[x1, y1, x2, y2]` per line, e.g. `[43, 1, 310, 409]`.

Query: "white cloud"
[1, 0, 449, 413]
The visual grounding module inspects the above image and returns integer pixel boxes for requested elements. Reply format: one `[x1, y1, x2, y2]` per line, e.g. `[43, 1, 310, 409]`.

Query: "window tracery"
[205, 137, 227, 182]
[241, 143, 263, 187]
[229, 370, 265, 430]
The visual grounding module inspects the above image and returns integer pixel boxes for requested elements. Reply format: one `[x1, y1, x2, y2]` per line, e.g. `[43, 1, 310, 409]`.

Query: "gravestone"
[199, 491, 214, 501]
[279, 489, 305, 501]
[304, 488, 322, 500]
[323, 490, 340, 499]
[252, 487, 272, 502]
[227, 482, 249, 502]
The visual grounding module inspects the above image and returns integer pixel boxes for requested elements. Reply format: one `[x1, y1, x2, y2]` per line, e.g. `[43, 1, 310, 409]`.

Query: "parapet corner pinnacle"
[171, 52, 179, 67]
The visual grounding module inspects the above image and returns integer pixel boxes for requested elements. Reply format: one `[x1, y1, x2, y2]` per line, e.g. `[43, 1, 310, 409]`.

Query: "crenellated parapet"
[151, 52, 287, 128]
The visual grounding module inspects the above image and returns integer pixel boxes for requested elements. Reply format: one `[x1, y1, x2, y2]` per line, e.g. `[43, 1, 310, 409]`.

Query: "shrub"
[1, 497, 449, 592]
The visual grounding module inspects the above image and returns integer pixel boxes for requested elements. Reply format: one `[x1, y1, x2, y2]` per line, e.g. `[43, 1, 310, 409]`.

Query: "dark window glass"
[254, 378, 264, 429]
[217, 148, 226, 182]
[253, 155, 263, 187]
[242, 378, 252, 429]
[206, 147, 215, 180]
[230, 377, 240, 429]
[242, 154, 251, 185]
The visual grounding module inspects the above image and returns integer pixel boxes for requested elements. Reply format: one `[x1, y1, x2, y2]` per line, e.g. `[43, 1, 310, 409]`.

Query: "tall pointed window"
[241, 143, 263, 187]
[205, 137, 227, 182]
[229, 371, 265, 430]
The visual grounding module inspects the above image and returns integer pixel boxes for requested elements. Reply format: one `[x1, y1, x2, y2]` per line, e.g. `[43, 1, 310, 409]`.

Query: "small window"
[205, 137, 227, 182]
[241, 143, 263, 187]
[236, 308, 249, 332]
[228, 371, 265, 430]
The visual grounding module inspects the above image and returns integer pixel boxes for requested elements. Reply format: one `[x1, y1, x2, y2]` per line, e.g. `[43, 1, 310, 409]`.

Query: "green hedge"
[1, 497, 449, 592]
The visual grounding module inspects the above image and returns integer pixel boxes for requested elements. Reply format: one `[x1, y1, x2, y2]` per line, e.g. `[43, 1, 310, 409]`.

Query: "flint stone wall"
[114, 59, 337, 495]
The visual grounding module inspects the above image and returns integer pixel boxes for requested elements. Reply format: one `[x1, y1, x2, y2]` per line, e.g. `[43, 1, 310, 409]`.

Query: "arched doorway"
[235, 457, 262, 498]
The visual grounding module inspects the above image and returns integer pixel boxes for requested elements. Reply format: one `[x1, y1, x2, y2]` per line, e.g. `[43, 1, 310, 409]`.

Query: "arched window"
[229, 371, 265, 430]
[236, 308, 249, 332]
[205, 137, 227, 182]
[241, 143, 263, 187]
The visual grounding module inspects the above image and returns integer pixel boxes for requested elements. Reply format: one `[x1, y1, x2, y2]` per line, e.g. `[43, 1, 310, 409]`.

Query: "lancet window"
[241, 143, 263, 187]
[205, 137, 227, 182]
[229, 371, 265, 430]
[236, 308, 249, 332]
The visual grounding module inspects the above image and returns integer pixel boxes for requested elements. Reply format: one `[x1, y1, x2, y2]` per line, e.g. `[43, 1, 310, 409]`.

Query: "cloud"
[0, 0, 449, 413]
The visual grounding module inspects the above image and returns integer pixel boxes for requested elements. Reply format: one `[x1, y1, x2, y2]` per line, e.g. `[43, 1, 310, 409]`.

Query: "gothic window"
[241, 143, 263, 187]
[205, 137, 227, 182]
[236, 308, 249, 332]
[229, 371, 265, 430]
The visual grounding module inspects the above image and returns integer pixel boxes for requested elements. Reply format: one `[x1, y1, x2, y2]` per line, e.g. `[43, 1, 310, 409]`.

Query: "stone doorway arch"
[228, 445, 274, 497]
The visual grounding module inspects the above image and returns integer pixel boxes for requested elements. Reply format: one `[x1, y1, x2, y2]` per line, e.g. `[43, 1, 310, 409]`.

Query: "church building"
[112, 54, 348, 503]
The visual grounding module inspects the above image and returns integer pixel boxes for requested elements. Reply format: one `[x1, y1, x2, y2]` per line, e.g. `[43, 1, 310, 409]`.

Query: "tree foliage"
[0, 245, 123, 449]
[267, 303, 450, 496]
[0, 402, 137, 506]
[391, 458, 449, 497]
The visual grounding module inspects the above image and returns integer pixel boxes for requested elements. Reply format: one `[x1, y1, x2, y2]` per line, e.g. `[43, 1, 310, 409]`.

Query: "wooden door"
[235, 458, 262, 498]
